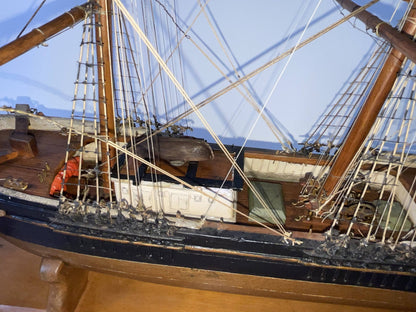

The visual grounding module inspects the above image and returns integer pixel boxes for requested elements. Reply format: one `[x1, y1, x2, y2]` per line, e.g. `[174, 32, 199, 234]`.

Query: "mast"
[335, 0, 416, 64]
[96, 0, 116, 194]
[323, 1, 416, 194]
[0, 3, 91, 66]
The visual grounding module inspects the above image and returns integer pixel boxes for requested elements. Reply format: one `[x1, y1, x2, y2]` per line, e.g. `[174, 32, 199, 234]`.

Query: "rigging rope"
[244, 0, 323, 152]
[109, 0, 380, 233]
[200, 1, 323, 224]
[196, 0, 295, 152]
[324, 47, 416, 244]
[300, 0, 416, 218]
[189, 1, 319, 223]
[113, 0, 301, 235]
[134, 0, 381, 146]
[299, 42, 390, 203]
[0, 106, 300, 243]
[16, 0, 47, 39]
[154, 0, 190, 39]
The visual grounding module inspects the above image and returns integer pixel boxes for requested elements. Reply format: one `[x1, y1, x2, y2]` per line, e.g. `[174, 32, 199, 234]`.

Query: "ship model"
[1, 0, 416, 309]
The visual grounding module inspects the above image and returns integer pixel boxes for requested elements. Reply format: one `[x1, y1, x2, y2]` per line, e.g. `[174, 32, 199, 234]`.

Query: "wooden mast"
[96, 0, 116, 194]
[323, 0, 416, 194]
[0, 3, 91, 66]
[336, 0, 416, 63]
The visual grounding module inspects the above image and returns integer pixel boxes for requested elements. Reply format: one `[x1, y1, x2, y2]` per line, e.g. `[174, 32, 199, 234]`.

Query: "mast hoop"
[34, 28, 46, 37]
[375, 21, 387, 37]
[65, 12, 77, 26]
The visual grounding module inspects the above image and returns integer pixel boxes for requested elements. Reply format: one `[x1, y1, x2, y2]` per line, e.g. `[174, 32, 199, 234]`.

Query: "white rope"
[91, 18, 101, 206]
[113, 3, 135, 208]
[0, 106, 298, 241]
[61, 12, 91, 200]
[196, 0, 294, 151]
[139, 0, 211, 108]
[134, 0, 381, 149]
[204, 1, 323, 223]
[112, 0, 380, 233]
[326, 52, 416, 242]
[241, 0, 322, 153]
[192, 0, 313, 221]
[113, 0, 290, 234]
[104, 139, 295, 240]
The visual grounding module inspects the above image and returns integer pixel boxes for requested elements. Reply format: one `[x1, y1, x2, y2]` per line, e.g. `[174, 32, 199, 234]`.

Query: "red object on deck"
[49, 157, 80, 196]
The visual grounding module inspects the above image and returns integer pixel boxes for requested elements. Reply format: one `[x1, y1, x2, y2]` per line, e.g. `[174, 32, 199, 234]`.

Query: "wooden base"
[2, 235, 415, 311]
[40, 258, 88, 312]
[0, 236, 408, 312]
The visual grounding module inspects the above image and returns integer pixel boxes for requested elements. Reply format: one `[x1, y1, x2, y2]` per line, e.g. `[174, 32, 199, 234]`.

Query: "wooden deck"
[1, 129, 413, 236]
[0, 129, 347, 234]
[0, 130, 69, 197]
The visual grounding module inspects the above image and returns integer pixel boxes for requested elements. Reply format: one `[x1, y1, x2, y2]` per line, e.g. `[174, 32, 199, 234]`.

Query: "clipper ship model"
[1, 0, 416, 309]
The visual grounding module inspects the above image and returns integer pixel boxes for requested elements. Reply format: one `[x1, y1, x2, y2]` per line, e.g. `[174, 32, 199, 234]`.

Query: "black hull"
[1, 192, 416, 295]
